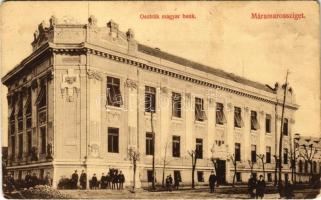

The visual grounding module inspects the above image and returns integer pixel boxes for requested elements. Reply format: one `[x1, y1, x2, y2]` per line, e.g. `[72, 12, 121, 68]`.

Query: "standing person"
[256, 175, 266, 199]
[110, 171, 115, 190]
[44, 172, 52, 186]
[80, 170, 87, 190]
[118, 171, 125, 190]
[166, 174, 173, 192]
[114, 171, 119, 190]
[31, 173, 39, 187]
[248, 174, 257, 198]
[91, 174, 98, 190]
[24, 171, 32, 188]
[106, 172, 111, 189]
[100, 173, 106, 189]
[174, 173, 181, 190]
[209, 171, 217, 193]
[7, 173, 15, 194]
[71, 170, 79, 189]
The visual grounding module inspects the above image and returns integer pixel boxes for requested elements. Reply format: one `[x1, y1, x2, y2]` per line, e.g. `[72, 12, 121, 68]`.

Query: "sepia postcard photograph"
[0, 1, 320, 199]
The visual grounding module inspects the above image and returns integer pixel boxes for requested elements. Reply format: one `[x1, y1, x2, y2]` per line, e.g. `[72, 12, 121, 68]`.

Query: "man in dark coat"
[106, 172, 111, 189]
[248, 174, 257, 198]
[91, 174, 98, 190]
[209, 171, 217, 193]
[7, 173, 15, 194]
[80, 170, 87, 190]
[24, 171, 32, 188]
[118, 171, 125, 190]
[71, 170, 79, 189]
[166, 174, 173, 191]
[30, 173, 39, 187]
[256, 175, 266, 199]
[174, 173, 181, 190]
[100, 173, 106, 189]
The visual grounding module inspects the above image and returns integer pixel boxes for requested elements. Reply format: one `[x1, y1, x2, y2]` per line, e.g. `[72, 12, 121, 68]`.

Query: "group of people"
[248, 174, 266, 199]
[4, 171, 52, 193]
[164, 174, 181, 191]
[71, 169, 126, 190]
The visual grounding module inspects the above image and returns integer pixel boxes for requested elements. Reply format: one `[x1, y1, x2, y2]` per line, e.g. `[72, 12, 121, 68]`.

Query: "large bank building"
[2, 16, 299, 188]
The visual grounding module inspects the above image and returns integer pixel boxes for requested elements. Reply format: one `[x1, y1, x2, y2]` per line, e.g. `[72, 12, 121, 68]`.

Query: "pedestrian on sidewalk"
[7, 173, 15, 194]
[118, 171, 125, 190]
[209, 171, 217, 193]
[71, 170, 79, 189]
[106, 172, 111, 189]
[256, 175, 266, 199]
[248, 174, 257, 198]
[100, 173, 106, 189]
[91, 174, 98, 190]
[166, 175, 173, 192]
[80, 170, 87, 190]
[174, 173, 181, 190]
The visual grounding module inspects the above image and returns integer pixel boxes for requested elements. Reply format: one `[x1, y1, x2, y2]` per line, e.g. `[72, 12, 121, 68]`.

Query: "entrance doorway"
[216, 159, 226, 184]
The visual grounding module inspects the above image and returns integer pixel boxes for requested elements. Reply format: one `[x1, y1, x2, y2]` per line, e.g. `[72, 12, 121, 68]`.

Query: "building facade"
[2, 16, 300, 188]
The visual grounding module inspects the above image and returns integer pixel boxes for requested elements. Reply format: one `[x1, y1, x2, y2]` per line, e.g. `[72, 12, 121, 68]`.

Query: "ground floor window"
[147, 170, 154, 182]
[267, 173, 272, 182]
[174, 170, 182, 182]
[236, 172, 242, 182]
[40, 126, 47, 154]
[197, 171, 204, 182]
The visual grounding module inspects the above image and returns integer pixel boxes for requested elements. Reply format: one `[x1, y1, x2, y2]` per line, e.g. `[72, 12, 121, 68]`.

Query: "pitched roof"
[137, 43, 275, 93]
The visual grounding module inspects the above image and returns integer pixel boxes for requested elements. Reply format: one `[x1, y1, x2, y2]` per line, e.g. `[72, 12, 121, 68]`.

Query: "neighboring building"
[293, 134, 321, 184]
[2, 16, 299, 188]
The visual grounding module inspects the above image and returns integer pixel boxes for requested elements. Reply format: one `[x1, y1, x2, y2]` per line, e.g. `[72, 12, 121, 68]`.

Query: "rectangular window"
[283, 148, 288, 164]
[283, 118, 288, 136]
[11, 136, 15, 157]
[172, 92, 181, 118]
[251, 145, 257, 162]
[216, 103, 226, 125]
[197, 171, 204, 182]
[26, 117, 32, 129]
[174, 170, 182, 182]
[265, 114, 271, 133]
[146, 132, 154, 155]
[195, 97, 206, 121]
[251, 111, 259, 130]
[266, 146, 271, 163]
[27, 131, 32, 155]
[267, 173, 272, 182]
[234, 107, 243, 128]
[108, 127, 119, 153]
[236, 172, 242, 182]
[172, 136, 180, 157]
[145, 86, 156, 112]
[235, 143, 241, 161]
[147, 170, 154, 182]
[107, 77, 122, 107]
[40, 126, 46, 154]
[196, 138, 203, 159]
[18, 134, 23, 158]
[18, 119, 23, 132]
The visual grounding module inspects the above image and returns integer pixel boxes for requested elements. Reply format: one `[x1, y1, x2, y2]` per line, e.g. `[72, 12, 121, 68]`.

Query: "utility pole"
[278, 70, 289, 192]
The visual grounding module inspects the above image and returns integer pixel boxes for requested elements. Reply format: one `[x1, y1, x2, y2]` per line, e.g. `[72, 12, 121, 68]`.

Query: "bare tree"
[257, 154, 266, 179]
[128, 147, 140, 192]
[188, 149, 199, 189]
[227, 154, 238, 187]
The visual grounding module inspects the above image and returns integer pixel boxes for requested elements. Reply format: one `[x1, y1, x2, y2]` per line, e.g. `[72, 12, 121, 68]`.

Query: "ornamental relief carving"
[124, 78, 138, 90]
[61, 69, 80, 102]
[87, 69, 102, 81]
[106, 110, 121, 123]
[88, 143, 100, 158]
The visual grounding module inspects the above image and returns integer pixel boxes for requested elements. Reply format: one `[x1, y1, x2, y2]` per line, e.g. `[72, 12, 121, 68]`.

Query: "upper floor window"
[172, 136, 180, 157]
[265, 114, 271, 133]
[26, 88, 32, 129]
[196, 138, 203, 159]
[107, 77, 122, 107]
[235, 143, 241, 161]
[18, 134, 23, 158]
[251, 145, 257, 162]
[108, 127, 119, 153]
[283, 148, 288, 164]
[17, 97, 23, 132]
[234, 107, 243, 128]
[145, 86, 156, 112]
[195, 97, 206, 121]
[283, 118, 288, 136]
[172, 92, 182, 118]
[266, 146, 271, 163]
[216, 103, 226, 125]
[146, 132, 154, 155]
[250, 111, 259, 131]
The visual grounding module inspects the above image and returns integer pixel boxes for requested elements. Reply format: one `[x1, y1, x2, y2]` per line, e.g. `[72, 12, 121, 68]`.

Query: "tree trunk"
[192, 164, 195, 189]
[233, 162, 236, 187]
[133, 160, 136, 191]
[162, 159, 166, 187]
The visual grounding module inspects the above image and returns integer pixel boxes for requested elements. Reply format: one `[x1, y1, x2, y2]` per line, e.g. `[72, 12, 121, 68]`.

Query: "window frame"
[251, 145, 257, 163]
[235, 143, 241, 161]
[145, 132, 154, 155]
[106, 76, 123, 107]
[196, 138, 203, 159]
[234, 107, 243, 128]
[216, 103, 226, 125]
[250, 111, 259, 131]
[266, 146, 271, 163]
[195, 97, 206, 121]
[145, 86, 156, 113]
[172, 92, 182, 118]
[265, 114, 271, 133]
[108, 127, 119, 153]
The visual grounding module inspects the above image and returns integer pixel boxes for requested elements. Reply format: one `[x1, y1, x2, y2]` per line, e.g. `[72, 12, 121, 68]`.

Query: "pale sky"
[1, 1, 320, 146]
